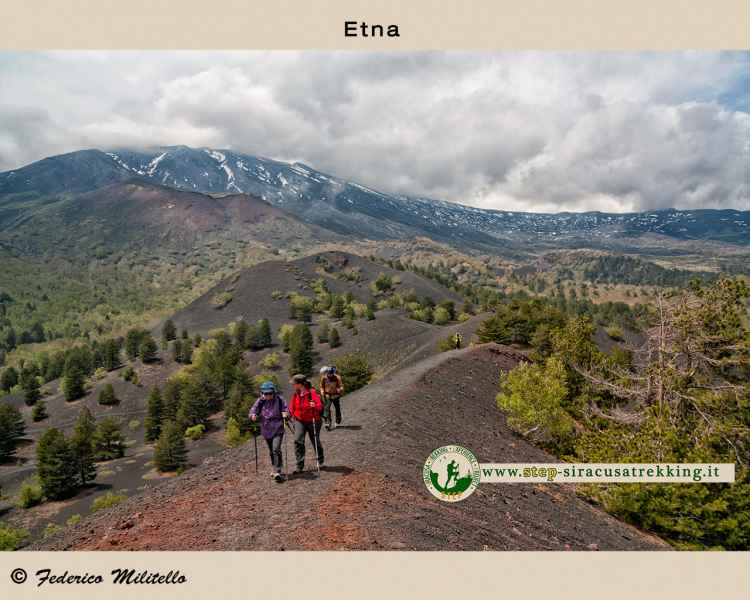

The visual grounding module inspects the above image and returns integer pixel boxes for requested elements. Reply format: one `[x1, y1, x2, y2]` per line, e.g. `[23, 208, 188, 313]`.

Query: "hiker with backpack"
[288, 374, 324, 474]
[249, 381, 289, 482]
[320, 365, 345, 430]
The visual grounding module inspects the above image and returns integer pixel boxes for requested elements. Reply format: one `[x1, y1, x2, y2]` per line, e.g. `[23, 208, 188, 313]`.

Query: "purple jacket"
[248, 394, 288, 439]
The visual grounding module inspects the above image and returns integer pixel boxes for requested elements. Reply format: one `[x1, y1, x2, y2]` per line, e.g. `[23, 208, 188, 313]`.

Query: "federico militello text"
[32, 568, 187, 586]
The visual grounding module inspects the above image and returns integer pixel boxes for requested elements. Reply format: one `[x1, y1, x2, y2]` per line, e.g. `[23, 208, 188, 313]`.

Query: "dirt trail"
[34, 343, 667, 551]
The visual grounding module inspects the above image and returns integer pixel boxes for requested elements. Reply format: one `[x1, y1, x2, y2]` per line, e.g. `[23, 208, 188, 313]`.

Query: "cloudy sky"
[1, 51, 749, 212]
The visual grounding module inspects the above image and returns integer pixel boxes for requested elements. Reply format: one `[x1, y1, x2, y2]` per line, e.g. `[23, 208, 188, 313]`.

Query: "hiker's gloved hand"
[250, 414, 257, 421]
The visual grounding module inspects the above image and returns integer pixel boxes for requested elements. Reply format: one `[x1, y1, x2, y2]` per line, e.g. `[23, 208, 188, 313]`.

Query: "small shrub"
[211, 292, 233, 309]
[66, 514, 82, 527]
[17, 479, 43, 509]
[260, 352, 280, 370]
[184, 424, 206, 441]
[98, 383, 118, 406]
[226, 417, 248, 447]
[43, 523, 62, 539]
[437, 336, 456, 352]
[333, 352, 372, 394]
[91, 491, 127, 513]
[128, 419, 141, 431]
[457, 312, 472, 323]
[93, 367, 108, 381]
[605, 324, 625, 341]
[271, 290, 284, 300]
[0, 523, 29, 551]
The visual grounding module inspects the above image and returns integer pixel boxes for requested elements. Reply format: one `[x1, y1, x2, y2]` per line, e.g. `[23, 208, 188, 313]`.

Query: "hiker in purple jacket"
[249, 381, 289, 481]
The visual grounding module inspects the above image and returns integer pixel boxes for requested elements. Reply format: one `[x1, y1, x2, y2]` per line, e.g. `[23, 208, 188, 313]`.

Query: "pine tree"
[102, 338, 121, 371]
[234, 320, 250, 349]
[32, 400, 48, 422]
[92, 417, 125, 461]
[0, 402, 25, 461]
[176, 380, 211, 430]
[144, 386, 163, 442]
[22, 375, 41, 406]
[181, 328, 189, 340]
[288, 323, 314, 376]
[70, 408, 97, 486]
[224, 383, 253, 433]
[181, 341, 193, 364]
[329, 327, 341, 348]
[0, 366, 18, 392]
[365, 306, 376, 321]
[317, 321, 330, 343]
[161, 380, 182, 423]
[97, 383, 118, 406]
[125, 329, 145, 361]
[172, 339, 183, 363]
[139, 334, 158, 363]
[255, 319, 272, 349]
[278, 324, 294, 353]
[154, 421, 187, 472]
[36, 428, 78, 500]
[331, 295, 346, 319]
[162, 319, 177, 342]
[62, 357, 86, 402]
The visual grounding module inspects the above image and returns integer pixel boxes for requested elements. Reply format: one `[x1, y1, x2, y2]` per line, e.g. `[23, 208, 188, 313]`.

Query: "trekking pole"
[283, 418, 289, 478]
[311, 421, 321, 478]
[253, 431, 258, 475]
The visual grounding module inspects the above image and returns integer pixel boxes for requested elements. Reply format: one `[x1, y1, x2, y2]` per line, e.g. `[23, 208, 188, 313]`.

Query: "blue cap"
[260, 382, 276, 393]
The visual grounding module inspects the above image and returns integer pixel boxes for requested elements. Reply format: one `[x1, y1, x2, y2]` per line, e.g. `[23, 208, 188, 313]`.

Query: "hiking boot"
[273, 472, 284, 482]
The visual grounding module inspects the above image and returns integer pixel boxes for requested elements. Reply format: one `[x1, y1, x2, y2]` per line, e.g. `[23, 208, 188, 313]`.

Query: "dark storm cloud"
[0, 51, 749, 212]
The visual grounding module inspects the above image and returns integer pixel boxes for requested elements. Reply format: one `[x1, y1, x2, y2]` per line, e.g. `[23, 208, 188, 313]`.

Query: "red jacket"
[289, 387, 323, 423]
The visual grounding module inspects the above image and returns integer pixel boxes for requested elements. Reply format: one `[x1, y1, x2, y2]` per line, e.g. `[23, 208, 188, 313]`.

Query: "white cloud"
[0, 51, 748, 212]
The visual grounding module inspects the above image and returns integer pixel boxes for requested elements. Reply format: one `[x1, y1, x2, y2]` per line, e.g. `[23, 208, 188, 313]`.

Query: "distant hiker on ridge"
[289, 374, 324, 474]
[249, 381, 289, 482]
[453, 332, 463, 349]
[320, 365, 345, 430]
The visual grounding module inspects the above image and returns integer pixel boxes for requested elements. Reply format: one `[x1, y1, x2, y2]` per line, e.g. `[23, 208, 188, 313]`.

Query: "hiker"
[249, 381, 289, 482]
[320, 365, 345, 430]
[288, 374, 324, 473]
[454, 332, 463, 349]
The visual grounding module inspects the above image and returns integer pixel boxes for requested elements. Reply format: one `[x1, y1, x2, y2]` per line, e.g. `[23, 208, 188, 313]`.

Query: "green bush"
[496, 356, 574, 453]
[605, 324, 625, 341]
[184, 424, 206, 441]
[17, 479, 43, 508]
[333, 352, 372, 395]
[91, 491, 127, 513]
[0, 523, 29, 550]
[211, 292, 233, 309]
[66, 514, 82, 527]
[43, 523, 62, 539]
[260, 352, 280, 370]
[226, 417, 249, 447]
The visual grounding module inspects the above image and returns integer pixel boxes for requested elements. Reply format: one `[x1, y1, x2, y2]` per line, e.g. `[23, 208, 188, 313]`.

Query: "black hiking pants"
[323, 395, 342, 426]
[265, 434, 284, 474]
[293, 420, 324, 470]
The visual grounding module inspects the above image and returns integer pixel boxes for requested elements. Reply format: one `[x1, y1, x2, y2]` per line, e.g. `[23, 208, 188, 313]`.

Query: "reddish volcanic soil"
[34, 344, 667, 551]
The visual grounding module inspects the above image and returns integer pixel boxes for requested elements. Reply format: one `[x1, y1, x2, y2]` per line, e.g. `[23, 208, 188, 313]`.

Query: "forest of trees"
[489, 277, 750, 549]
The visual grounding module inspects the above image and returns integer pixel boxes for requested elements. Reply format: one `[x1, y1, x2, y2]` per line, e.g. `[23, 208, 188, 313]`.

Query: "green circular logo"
[423, 445, 480, 502]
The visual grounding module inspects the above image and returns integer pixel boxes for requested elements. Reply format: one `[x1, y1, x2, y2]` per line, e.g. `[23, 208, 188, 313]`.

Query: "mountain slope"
[3, 146, 749, 250]
[34, 343, 666, 551]
[0, 179, 330, 258]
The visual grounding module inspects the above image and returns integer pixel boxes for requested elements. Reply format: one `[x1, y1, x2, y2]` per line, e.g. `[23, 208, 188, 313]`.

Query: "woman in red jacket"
[288, 374, 324, 474]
